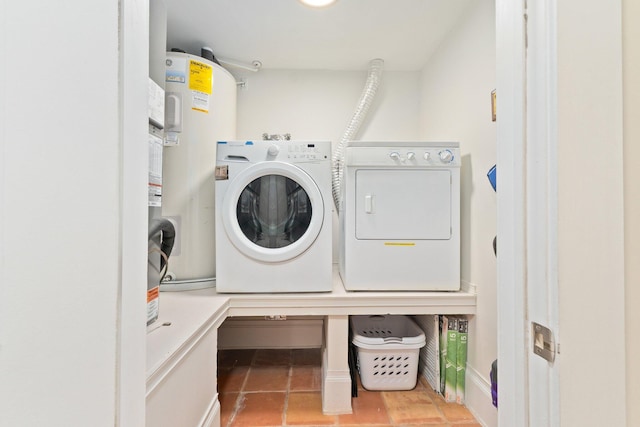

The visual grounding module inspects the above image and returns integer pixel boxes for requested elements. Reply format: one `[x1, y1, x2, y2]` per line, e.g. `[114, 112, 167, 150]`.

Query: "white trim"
[146, 305, 228, 394]
[525, 0, 560, 425]
[117, 0, 149, 425]
[464, 365, 498, 427]
[460, 280, 477, 294]
[198, 396, 220, 427]
[496, 0, 529, 425]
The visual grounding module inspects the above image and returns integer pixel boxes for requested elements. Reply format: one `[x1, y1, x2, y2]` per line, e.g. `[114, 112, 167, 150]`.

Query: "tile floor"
[218, 348, 481, 427]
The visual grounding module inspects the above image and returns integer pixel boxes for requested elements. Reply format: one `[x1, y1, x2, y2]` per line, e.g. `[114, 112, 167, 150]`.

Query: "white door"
[497, 1, 625, 426]
[496, 0, 560, 427]
[497, 0, 560, 424]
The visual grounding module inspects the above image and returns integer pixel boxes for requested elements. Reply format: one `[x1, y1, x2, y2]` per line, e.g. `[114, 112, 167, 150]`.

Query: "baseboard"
[198, 395, 220, 427]
[463, 365, 497, 427]
[218, 317, 323, 349]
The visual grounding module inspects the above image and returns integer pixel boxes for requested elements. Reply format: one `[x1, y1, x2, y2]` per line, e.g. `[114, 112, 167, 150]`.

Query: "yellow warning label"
[384, 242, 416, 246]
[189, 60, 213, 94]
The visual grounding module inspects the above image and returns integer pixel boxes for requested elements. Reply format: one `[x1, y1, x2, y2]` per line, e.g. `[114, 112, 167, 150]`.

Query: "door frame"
[495, 0, 529, 424]
[496, 0, 562, 424]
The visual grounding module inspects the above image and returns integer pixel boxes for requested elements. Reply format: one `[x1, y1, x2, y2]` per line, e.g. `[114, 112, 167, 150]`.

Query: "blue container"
[487, 165, 497, 192]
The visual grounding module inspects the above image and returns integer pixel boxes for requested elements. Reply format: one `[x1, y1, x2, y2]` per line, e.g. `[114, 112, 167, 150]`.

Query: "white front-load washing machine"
[215, 140, 332, 293]
[339, 141, 460, 291]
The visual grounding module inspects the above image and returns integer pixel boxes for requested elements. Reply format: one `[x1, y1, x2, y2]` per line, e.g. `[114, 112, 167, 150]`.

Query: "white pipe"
[217, 57, 262, 72]
[331, 58, 384, 211]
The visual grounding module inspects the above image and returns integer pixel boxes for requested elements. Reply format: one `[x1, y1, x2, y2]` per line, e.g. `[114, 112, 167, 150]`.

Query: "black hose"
[148, 218, 176, 269]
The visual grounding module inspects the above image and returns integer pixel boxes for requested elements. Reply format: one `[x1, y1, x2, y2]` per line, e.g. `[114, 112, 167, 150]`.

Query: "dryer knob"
[423, 152, 431, 161]
[268, 145, 280, 156]
[389, 152, 400, 161]
[439, 149, 454, 163]
[407, 152, 416, 160]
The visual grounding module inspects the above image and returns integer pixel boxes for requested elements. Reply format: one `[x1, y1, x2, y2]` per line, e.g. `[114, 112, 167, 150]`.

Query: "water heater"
[162, 51, 237, 287]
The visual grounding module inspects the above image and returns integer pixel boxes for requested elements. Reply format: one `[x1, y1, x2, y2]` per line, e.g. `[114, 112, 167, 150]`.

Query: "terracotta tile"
[291, 347, 322, 365]
[218, 366, 249, 393]
[452, 423, 483, 427]
[244, 366, 290, 392]
[412, 375, 428, 391]
[218, 349, 255, 368]
[407, 424, 449, 427]
[253, 348, 291, 366]
[337, 389, 391, 425]
[437, 401, 477, 423]
[430, 389, 448, 405]
[218, 392, 238, 427]
[290, 366, 322, 391]
[285, 391, 336, 425]
[418, 377, 444, 400]
[230, 392, 285, 427]
[382, 390, 445, 424]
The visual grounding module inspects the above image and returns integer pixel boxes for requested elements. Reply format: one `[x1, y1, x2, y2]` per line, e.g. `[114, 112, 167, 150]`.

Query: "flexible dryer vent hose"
[331, 58, 384, 212]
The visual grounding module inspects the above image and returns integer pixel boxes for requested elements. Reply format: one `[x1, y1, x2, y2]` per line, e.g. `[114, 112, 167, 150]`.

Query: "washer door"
[222, 161, 325, 263]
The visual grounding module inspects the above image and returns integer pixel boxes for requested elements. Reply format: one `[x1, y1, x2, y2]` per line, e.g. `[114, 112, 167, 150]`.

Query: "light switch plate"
[532, 322, 556, 362]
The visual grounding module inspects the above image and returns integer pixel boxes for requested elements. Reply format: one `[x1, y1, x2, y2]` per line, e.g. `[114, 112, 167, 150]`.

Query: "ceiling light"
[299, 0, 338, 8]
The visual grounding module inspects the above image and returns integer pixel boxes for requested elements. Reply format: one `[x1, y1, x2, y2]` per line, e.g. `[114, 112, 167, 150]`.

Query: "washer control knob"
[439, 149, 454, 163]
[407, 152, 416, 160]
[267, 145, 280, 156]
[423, 152, 431, 161]
[389, 151, 400, 161]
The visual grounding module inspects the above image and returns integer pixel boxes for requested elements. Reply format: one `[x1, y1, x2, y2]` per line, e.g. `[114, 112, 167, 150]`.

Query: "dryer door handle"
[365, 194, 374, 214]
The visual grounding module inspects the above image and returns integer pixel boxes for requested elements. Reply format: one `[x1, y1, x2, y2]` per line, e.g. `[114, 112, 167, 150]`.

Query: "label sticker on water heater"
[191, 91, 210, 113]
[188, 60, 213, 94]
[189, 60, 212, 113]
[165, 57, 186, 84]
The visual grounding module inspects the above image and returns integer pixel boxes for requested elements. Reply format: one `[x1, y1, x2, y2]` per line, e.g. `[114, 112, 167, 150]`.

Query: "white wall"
[418, 0, 497, 424]
[236, 69, 421, 144]
[623, 0, 640, 425]
[0, 1, 148, 426]
[557, 0, 626, 425]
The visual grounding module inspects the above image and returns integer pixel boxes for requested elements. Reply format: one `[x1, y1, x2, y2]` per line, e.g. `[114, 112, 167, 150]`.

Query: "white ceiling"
[164, 0, 472, 71]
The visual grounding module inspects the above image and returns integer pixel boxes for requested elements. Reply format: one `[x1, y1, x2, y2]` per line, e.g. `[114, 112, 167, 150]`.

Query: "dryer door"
[355, 169, 452, 240]
[221, 161, 325, 262]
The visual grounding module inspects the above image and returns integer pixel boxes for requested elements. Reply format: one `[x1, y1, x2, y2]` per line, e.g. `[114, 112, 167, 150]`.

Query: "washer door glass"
[222, 161, 325, 263]
[237, 174, 312, 248]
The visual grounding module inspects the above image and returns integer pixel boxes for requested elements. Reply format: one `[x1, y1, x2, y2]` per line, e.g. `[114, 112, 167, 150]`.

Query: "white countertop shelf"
[146, 267, 476, 386]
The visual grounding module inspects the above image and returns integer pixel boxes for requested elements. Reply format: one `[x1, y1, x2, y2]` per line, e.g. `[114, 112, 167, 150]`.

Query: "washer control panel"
[282, 142, 328, 161]
[219, 140, 330, 162]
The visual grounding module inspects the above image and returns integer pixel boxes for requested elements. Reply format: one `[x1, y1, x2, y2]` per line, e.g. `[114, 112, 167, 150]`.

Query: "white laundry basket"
[351, 315, 426, 391]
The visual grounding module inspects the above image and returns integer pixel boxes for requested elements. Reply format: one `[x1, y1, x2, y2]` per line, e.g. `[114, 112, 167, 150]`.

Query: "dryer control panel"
[345, 142, 460, 168]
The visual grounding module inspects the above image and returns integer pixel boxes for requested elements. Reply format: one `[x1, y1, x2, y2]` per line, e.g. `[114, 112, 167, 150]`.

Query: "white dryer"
[215, 140, 332, 293]
[339, 141, 460, 291]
